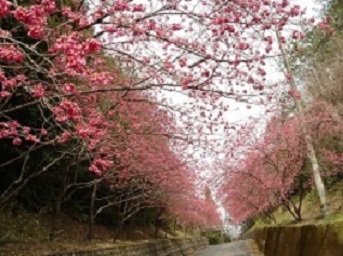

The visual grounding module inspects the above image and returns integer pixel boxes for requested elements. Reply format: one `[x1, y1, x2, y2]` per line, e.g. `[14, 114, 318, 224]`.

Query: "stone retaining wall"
[253, 221, 343, 256]
[45, 238, 208, 256]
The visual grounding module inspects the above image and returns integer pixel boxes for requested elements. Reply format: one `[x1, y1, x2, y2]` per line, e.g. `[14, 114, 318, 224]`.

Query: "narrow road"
[196, 240, 251, 256]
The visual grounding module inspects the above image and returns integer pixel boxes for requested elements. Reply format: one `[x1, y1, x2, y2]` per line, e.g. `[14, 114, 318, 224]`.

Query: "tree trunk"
[284, 202, 301, 222]
[49, 169, 68, 241]
[154, 222, 158, 239]
[113, 221, 124, 242]
[298, 174, 305, 217]
[154, 208, 164, 239]
[276, 29, 329, 218]
[173, 219, 177, 235]
[88, 183, 97, 240]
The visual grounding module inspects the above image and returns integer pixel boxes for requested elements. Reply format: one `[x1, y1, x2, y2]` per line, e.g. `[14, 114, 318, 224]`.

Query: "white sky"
[94, 0, 322, 228]
[151, 0, 324, 196]
[217, 0, 322, 231]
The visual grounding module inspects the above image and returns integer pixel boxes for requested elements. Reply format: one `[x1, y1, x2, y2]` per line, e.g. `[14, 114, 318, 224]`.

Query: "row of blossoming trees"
[1, 0, 341, 241]
[218, 0, 343, 223]
[220, 103, 343, 223]
[0, 0, 222, 240]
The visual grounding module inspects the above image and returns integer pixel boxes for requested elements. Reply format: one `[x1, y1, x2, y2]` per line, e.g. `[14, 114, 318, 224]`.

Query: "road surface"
[196, 240, 251, 256]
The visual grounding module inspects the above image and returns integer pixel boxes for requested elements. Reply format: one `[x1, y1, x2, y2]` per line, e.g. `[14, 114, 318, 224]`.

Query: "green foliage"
[201, 230, 231, 245]
[327, 0, 343, 31]
[132, 208, 158, 226]
[0, 211, 50, 245]
[300, 1, 343, 109]
[208, 236, 221, 245]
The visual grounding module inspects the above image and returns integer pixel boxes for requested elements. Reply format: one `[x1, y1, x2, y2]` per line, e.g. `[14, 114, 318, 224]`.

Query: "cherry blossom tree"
[1, 0, 339, 235]
[219, 101, 342, 223]
[0, 3, 200, 237]
[220, 116, 307, 222]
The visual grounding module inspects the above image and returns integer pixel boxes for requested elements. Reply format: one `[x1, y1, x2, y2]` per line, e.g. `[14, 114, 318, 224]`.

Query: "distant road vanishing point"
[196, 240, 252, 256]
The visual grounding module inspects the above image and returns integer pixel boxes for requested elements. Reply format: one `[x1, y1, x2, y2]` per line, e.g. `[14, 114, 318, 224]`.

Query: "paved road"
[196, 240, 251, 256]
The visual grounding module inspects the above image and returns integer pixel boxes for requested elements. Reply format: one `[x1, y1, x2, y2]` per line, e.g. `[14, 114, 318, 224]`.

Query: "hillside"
[0, 211, 193, 255]
[243, 182, 343, 238]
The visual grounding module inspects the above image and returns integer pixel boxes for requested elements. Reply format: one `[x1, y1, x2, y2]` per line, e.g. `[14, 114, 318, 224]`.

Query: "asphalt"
[196, 240, 251, 256]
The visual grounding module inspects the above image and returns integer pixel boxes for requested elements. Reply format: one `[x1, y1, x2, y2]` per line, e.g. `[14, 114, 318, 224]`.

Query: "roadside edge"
[246, 239, 264, 256]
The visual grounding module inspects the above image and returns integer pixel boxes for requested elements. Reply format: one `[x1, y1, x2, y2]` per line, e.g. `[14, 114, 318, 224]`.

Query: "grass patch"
[0, 211, 195, 255]
[246, 239, 264, 256]
[244, 182, 343, 235]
